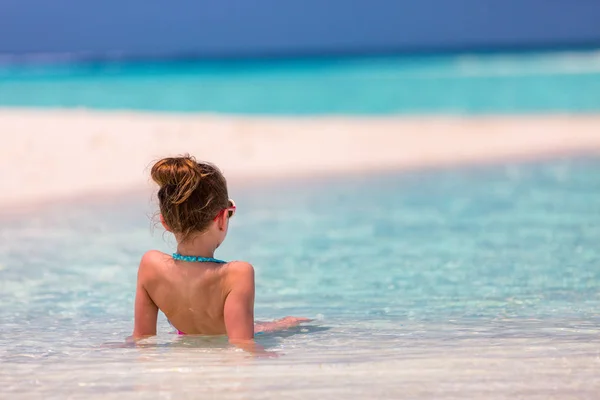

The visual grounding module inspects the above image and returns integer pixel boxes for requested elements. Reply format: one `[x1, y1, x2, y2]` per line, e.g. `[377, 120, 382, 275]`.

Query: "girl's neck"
[176, 235, 218, 258]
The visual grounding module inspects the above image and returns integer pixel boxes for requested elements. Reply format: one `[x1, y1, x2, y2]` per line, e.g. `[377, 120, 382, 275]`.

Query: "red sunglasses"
[214, 199, 236, 220]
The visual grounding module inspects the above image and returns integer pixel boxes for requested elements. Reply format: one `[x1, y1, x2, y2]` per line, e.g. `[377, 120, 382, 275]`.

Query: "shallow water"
[1, 158, 600, 398]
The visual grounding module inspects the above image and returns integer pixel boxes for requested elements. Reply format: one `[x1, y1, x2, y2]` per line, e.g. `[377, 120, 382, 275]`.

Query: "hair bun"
[151, 155, 204, 205]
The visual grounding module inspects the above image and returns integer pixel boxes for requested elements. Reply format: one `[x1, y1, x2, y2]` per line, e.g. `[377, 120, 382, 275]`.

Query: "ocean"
[1, 51, 600, 114]
[1, 51, 599, 398]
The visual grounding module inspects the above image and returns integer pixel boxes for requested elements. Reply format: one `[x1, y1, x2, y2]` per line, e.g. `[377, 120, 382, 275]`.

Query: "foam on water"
[1, 157, 599, 398]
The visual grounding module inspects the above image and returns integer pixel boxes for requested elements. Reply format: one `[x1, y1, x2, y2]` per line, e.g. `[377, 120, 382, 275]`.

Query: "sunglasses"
[214, 199, 236, 220]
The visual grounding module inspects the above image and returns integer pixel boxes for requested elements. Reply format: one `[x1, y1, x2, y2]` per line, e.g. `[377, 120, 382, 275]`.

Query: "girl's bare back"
[136, 250, 254, 335]
[134, 250, 255, 339]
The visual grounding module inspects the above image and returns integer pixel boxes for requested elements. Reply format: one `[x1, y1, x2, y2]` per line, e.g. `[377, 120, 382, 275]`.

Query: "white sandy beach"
[1, 108, 599, 207]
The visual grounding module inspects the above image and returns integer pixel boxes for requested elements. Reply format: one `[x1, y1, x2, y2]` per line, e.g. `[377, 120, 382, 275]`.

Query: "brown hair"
[151, 155, 229, 240]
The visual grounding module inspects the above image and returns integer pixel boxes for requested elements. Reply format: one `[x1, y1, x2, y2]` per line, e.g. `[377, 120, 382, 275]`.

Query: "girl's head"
[150, 155, 235, 244]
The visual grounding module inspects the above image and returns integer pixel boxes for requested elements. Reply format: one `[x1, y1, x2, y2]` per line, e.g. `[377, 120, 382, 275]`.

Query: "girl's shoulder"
[224, 260, 254, 273]
[137, 250, 171, 277]
[223, 260, 255, 285]
[140, 250, 171, 266]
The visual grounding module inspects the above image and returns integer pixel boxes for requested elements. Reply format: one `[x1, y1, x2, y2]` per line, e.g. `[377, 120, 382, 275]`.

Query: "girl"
[132, 155, 308, 352]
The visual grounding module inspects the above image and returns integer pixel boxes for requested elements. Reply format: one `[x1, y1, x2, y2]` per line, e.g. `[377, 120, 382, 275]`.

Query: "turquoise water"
[1, 51, 600, 114]
[1, 158, 599, 398]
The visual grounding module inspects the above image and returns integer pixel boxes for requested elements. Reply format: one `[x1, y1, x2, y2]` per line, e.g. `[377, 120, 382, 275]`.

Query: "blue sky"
[1, 0, 599, 57]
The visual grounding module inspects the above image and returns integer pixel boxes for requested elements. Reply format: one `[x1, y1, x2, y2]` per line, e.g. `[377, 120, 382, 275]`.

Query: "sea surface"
[1, 50, 600, 114]
[1, 157, 599, 399]
[1, 50, 600, 398]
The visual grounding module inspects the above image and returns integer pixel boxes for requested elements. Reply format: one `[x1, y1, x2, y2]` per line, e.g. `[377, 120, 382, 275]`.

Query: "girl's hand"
[277, 316, 313, 327]
[255, 316, 312, 333]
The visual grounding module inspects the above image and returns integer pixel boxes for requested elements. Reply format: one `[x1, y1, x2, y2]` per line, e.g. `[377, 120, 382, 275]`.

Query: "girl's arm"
[223, 262, 268, 354]
[130, 254, 159, 341]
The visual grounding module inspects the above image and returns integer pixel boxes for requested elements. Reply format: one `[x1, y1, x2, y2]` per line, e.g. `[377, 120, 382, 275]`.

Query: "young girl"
[132, 155, 307, 351]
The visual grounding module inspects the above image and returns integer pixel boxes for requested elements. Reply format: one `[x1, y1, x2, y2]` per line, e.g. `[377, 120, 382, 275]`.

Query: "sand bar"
[1, 109, 599, 207]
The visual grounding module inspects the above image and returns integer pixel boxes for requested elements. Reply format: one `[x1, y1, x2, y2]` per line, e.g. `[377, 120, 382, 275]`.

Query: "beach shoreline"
[1, 108, 600, 210]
